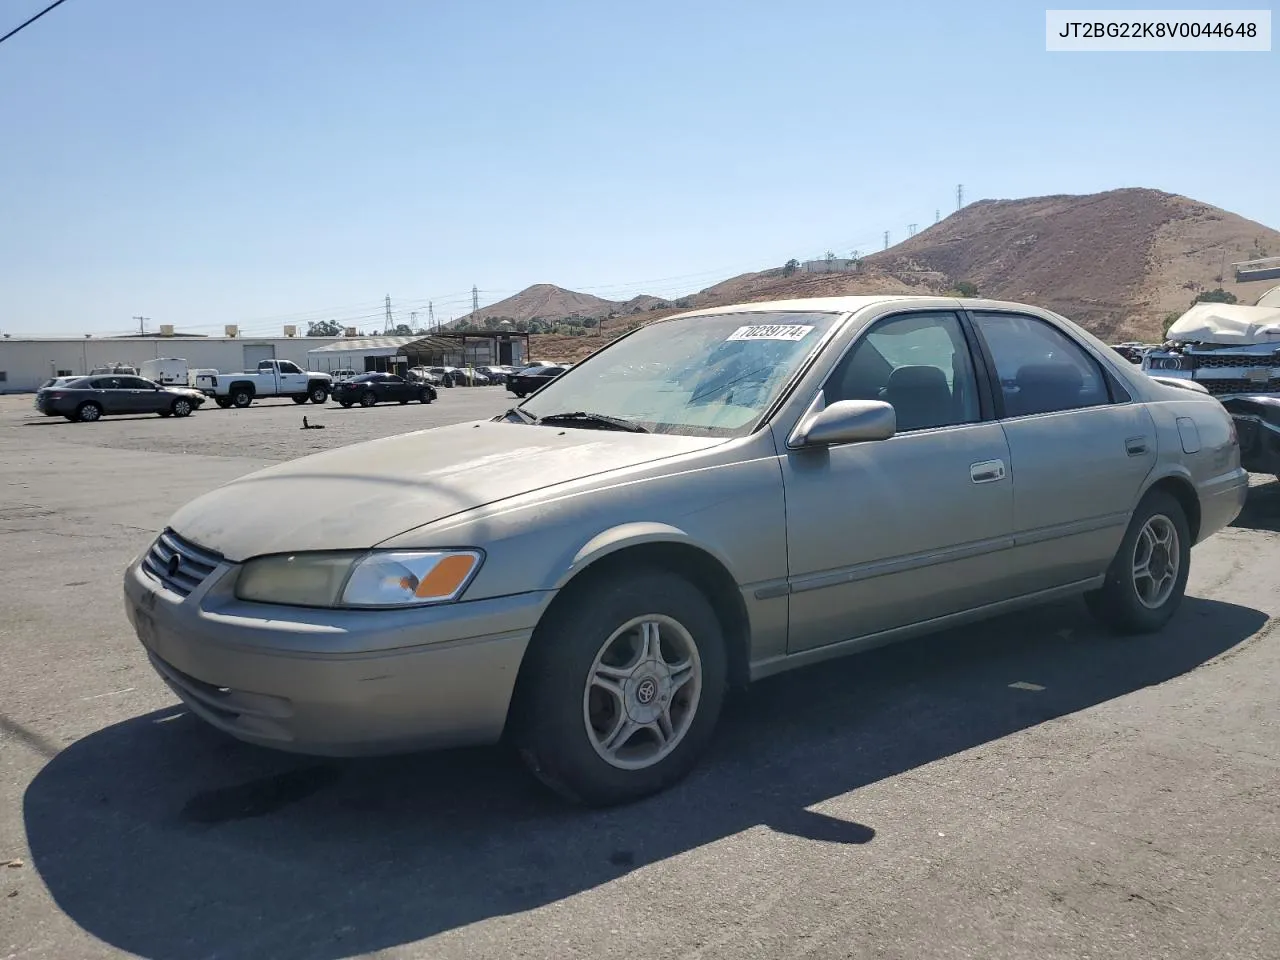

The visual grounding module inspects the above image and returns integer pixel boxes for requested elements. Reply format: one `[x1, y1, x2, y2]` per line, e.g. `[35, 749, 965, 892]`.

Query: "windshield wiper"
[536, 411, 649, 433]
[504, 406, 537, 424]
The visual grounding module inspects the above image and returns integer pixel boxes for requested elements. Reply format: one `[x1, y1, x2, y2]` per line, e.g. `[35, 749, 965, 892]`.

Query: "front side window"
[824, 311, 981, 432]
[520, 310, 843, 437]
[971, 311, 1110, 417]
[278, 361, 302, 374]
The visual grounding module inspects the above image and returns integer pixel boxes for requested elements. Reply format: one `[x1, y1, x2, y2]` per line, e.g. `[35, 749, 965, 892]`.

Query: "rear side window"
[971, 312, 1111, 417]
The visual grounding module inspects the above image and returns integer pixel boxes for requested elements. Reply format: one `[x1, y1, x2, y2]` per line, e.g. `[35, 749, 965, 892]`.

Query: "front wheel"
[1084, 489, 1191, 634]
[511, 570, 727, 807]
[419, 389, 433, 404]
[171, 398, 193, 418]
[339, 401, 353, 408]
[76, 402, 103, 423]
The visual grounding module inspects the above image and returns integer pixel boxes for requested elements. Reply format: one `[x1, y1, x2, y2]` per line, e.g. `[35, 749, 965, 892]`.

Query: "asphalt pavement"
[1, 389, 1277, 960]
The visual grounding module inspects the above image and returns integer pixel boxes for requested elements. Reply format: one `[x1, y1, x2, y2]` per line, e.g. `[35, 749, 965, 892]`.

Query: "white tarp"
[1166, 303, 1280, 344]
[1257, 284, 1280, 308]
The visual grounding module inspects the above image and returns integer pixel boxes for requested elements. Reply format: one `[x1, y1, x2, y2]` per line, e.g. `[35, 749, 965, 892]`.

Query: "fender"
[554, 521, 741, 590]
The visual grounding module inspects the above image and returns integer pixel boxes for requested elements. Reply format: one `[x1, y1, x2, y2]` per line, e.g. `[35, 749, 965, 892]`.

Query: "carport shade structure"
[306, 332, 530, 375]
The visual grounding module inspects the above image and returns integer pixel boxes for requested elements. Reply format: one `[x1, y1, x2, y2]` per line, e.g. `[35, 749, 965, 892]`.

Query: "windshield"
[519, 310, 841, 437]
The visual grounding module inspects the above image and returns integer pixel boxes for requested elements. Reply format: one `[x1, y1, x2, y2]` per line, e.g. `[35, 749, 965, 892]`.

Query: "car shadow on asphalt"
[1232, 477, 1280, 533]
[24, 595, 1265, 960]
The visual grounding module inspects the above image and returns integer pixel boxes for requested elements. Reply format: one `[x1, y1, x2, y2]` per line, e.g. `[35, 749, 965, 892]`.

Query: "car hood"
[167, 420, 725, 561]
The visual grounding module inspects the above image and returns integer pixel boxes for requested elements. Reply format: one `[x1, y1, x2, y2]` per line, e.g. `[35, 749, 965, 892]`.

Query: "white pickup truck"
[196, 359, 332, 408]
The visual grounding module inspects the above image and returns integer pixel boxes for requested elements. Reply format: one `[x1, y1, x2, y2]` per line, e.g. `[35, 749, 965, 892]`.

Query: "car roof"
[661, 294, 1060, 320]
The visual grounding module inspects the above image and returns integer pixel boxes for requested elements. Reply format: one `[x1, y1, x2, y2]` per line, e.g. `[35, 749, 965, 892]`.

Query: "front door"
[967, 310, 1158, 595]
[781, 309, 1015, 653]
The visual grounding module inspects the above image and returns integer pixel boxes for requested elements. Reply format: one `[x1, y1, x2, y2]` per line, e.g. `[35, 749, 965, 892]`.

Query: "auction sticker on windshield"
[726, 324, 815, 342]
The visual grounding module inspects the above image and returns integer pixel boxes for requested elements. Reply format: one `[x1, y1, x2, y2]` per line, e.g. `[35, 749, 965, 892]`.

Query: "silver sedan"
[123, 295, 1249, 806]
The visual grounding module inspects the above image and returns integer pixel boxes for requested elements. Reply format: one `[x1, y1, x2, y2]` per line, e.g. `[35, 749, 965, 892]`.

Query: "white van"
[139, 358, 189, 386]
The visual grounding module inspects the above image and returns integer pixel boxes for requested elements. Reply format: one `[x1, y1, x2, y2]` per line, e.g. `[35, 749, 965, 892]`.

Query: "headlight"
[1151, 355, 1191, 371]
[235, 549, 483, 608]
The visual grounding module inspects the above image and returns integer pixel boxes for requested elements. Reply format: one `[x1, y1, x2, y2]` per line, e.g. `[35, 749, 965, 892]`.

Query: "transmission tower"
[471, 285, 479, 320]
[908, 223, 918, 237]
[410, 310, 418, 331]
[384, 295, 393, 334]
[428, 301, 435, 331]
[956, 184, 964, 210]
[935, 208, 940, 223]
[883, 231, 890, 250]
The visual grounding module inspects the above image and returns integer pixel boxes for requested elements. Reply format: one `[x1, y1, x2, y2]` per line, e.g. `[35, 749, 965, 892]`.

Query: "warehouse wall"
[0, 337, 334, 392]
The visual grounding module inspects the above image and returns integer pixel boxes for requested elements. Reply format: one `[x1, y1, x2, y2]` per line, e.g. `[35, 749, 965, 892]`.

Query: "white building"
[0, 334, 332, 393]
[0, 329, 533, 393]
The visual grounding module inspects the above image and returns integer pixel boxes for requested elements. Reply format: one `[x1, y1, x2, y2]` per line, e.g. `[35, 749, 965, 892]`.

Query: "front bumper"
[1221, 396, 1280, 475]
[123, 552, 551, 756]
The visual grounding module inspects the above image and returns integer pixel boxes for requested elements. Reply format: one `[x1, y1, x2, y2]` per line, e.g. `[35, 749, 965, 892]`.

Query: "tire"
[1084, 489, 1191, 634]
[512, 389, 526, 399]
[215, 398, 231, 409]
[76, 402, 103, 423]
[292, 395, 309, 405]
[340, 401, 353, 408]
[171, 398, 193, 418]
[360, 392, 377, 407]
[398, 398, 409, 404]
[511, 569, 728, 807]
[309, 385, 328, 404]
[231, 390, 253, 408]
[419, 389, 433, 404]
[158, 411, 172, 418]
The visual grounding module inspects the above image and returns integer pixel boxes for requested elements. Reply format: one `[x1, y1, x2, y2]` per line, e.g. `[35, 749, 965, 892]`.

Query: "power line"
[133, 315, 149, 335]
[0, 0, 72, 47]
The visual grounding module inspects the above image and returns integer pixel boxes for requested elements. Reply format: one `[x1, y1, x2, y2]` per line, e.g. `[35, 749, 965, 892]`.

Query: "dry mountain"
[476, 188, 1280, 358]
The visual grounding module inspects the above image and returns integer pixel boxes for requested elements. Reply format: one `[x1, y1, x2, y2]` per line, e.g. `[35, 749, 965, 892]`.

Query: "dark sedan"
[331, 372, 437, 408]
[34, 376, 206, 422]
[507, 364, 568, 398]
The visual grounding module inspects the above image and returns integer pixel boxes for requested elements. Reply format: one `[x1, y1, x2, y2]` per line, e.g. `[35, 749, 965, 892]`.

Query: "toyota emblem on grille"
[166, 553, 182, 578]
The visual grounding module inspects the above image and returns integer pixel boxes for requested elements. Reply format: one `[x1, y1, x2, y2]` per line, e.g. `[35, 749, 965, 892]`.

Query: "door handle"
[1125, 436, 1148, 456]
[970, 459, 1006, 483]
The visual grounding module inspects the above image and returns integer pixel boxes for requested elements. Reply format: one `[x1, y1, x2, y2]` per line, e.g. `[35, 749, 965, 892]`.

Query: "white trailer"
[139, 358, 189, 386]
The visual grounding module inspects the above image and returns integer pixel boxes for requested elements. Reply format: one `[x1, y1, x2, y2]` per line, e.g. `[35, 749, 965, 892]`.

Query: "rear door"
[780, 308, 1015, 653]
[967, 309, 1157, 596]
[91, 377, 124, 413]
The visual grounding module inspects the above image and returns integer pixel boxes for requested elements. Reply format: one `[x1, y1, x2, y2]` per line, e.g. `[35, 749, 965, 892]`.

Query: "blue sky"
[1, 0, 1275, 337]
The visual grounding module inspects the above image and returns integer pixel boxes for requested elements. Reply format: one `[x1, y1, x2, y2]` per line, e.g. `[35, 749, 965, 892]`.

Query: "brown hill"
[455, 283, 624, 326]
[681, 188, 1280, 340]
[523, 187, 1280, 358]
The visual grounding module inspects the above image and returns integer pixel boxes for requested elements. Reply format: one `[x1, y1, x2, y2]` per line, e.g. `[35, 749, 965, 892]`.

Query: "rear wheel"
[76, 402, 103, 423]
[231, 390, 253, 408]
[1084, 489, 1191, 634]
[339, 401, 353, 408]
[511, 570, 727, 807]
[215, 398, 231, 409]
[292, 395, 309, 405]
[360, 392, 377, 407]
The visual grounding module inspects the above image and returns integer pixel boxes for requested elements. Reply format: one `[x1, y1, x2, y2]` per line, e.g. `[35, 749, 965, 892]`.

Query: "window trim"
[814, 308, 996, 435]
[962, 308, 1130, 419]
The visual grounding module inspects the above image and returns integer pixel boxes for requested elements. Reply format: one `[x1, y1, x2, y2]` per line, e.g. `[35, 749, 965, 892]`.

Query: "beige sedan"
[124, 295, 1248, 806]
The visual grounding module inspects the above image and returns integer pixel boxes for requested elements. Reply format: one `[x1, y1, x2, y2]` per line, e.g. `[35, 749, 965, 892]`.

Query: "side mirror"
[790, 399, 896, 448]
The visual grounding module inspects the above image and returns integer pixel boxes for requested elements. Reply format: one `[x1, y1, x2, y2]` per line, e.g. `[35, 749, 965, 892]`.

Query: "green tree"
[514, 320, 529, 332]
[392, 324, 414, 336]
[783, 258, 800, 277]
[952, 281, 980, 298]
[1163, 312, 1182, 335]
[307, 319, 343, 336]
